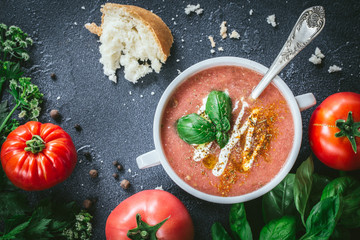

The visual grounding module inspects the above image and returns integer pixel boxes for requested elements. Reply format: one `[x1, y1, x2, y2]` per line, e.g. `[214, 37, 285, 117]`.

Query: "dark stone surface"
[1, 0, 359, 239]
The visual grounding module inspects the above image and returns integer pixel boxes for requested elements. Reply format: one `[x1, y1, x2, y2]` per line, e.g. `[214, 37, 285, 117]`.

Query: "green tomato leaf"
[176, 113, 216, 144]
[211, 222, 232, 240]
[216, 131, 229, 149]
[229, 203, 253, 240]
[321, 176, 360, 228]
[205, 91, 232, 132]
[259, 216, 296, 240]
[300, 195, 342, 240]
[262, 174, 297, 223]
[294, 157, 314, 227]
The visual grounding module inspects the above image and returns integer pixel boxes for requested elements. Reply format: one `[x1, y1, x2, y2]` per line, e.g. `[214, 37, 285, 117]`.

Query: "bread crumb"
[309, 47, 325, 65]
[129, 91, 132, 95]
[81, 6, 85, 10]
[210, 49, 215, 54]
[249, 9, 253, 15]
[208, 36, 216, 48]
[218, 47, 224, 51]
[155, 185, 164, 190]
[184, 4, 203, 15]
[315, 47, 325, 59]
[151, 91, 155, 95]
[229, 30, 240, 39]
[177, 69, 182, 74]
[328, 65, 342, 73]
[220, 21, 227, 39]
[266, 14, 277, 27]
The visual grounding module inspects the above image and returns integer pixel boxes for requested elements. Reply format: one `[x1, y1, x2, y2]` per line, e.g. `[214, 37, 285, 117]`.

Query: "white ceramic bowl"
[137, 57, 315, 204]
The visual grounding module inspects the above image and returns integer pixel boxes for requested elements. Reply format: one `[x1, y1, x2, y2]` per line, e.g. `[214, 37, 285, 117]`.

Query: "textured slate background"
[1, 0, 359, 239]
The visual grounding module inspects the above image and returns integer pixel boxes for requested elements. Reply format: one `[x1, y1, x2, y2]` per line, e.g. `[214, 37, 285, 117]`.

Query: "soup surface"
[161, 66, 294, 196]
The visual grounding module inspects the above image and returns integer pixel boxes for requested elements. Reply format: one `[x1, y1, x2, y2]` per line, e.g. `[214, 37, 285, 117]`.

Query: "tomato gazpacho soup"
[161, 66, 294, 197]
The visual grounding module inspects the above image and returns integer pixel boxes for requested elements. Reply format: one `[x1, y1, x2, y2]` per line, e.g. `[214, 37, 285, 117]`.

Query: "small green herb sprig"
[211, 157, 360, 240]
[176, 91, 232, 148]
[0, 23, 43, 141]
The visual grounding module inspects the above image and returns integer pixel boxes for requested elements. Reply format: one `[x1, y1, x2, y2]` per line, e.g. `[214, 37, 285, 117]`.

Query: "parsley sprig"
[0, 23, 43, 140]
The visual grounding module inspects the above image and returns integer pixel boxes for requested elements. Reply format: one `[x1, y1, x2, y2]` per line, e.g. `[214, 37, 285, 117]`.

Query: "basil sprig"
[176, 113, 216, 144]
[176, 91, 232, 148]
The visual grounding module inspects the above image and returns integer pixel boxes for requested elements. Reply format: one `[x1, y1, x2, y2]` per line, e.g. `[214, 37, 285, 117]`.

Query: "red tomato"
[1, 121, 77, 190]
[309, 92, 360, 170]
[105, 190, 194, 240]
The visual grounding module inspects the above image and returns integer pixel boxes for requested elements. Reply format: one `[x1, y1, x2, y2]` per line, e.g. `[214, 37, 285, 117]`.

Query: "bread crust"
[86, 3, 173, 62]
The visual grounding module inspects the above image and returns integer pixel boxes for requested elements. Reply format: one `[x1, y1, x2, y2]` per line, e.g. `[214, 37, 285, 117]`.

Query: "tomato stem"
[335, 111, 360, 153]
[127, 213, 170, 240]
[24, 135, 45, 153]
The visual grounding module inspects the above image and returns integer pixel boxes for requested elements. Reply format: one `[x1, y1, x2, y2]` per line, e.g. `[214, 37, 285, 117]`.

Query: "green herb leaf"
[300, 195, 342, 240]
[26, 218, 52, 237]
[321, 176, 360, 228]
[216, 131, 229, 149]
[0, 218, 31, 240]
[211, 222, 232, 240]
[262, 174, 297, 223]
[308, 174, 331, 207]
[294, 157, 314, 226]
[0, 192, 29, 219]
[229, 203, 253, 240]
[259, 216, 296, 240]
[205, 91, 232, 132]
[177, 113, 216, 144]
[329, 226, 351, 240]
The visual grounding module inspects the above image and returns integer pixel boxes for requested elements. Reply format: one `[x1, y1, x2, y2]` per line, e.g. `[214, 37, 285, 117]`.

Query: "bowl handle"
[295, 93, 316, 112]
[136, 150, 161, 169]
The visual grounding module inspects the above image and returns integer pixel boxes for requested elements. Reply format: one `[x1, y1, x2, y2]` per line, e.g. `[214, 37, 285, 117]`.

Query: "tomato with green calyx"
[309, 92, 360, 170]
[105, 190, 194, 240]
[0, 121, 77, 190]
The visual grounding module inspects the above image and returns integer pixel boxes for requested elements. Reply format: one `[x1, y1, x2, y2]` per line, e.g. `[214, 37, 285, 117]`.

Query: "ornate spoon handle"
[251, 6, 325, 99]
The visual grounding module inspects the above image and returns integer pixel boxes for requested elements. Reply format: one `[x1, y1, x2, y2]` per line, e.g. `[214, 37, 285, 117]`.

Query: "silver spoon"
[250, 6, 325, 100]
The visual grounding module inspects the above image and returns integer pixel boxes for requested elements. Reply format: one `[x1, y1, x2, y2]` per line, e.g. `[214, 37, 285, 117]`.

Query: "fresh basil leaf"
[309, 174, 331, 204]
[216, 131, 229, 149]
[176, 113, 216, 144]
[205, 91, 232, 132]
[321, 176, 357, 200]
[259, 216, 296, 240]
[294, 157, 314, 227]
[321, 176, 360, 228]
[229, 203, 253, 240]
[262, 174, 297, 223]
[305, 174, 331, 222]
[330, 226, 351, 240]
[300, 195, 342, 240]
[211, 222, 232, 240]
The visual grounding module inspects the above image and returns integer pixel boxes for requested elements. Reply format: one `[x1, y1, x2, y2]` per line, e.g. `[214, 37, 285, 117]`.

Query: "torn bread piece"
[85, 3, 173, 83]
